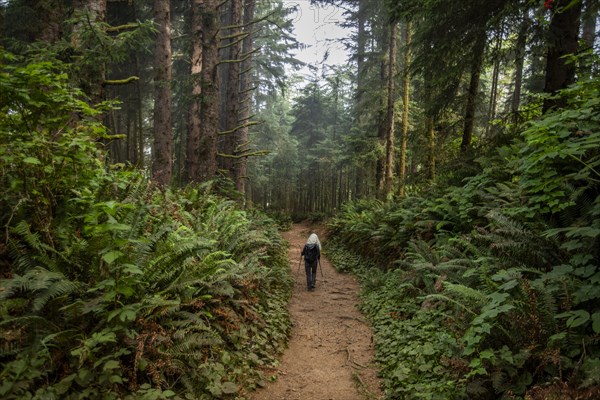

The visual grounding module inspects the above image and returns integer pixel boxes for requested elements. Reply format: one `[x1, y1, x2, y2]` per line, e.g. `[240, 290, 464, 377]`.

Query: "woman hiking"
[301, 233, 321, 291]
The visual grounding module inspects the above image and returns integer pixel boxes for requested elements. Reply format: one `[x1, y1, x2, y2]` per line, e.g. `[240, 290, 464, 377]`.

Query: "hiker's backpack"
[304, 244, 318, 263]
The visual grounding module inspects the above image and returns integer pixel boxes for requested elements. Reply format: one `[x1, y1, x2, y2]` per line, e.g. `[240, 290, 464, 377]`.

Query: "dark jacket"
[301, 243, 320, 265]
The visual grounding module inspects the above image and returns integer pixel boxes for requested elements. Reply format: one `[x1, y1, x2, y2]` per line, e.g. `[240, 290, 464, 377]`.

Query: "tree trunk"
[487, 30, 502, 134]
[383, 21, 398, 196]
[426, 115, 435, 181]
[460, 31, 486, 153]
[197, 0, 220, 180]
[354, 0, 367, 199]
[186, 0, 203, 183]
[376, 22, 390, 197]
[220, 0, 243, 181]
[512, 19, 528, 123]
[235, 0, 256, 196]
[398, 21, 411, 198]
[72, 0, 107, 104]
[151, 0, 173, 186]
[356, 0, 367, 109]
[136, 67, 144, 167]
[542, 0, 582, 113]
[581, 0, 598, 79]
[34, 0, 65, 43]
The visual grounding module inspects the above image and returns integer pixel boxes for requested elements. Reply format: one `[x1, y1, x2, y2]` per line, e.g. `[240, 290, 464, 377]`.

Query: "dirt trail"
[250, 223, 383, 400]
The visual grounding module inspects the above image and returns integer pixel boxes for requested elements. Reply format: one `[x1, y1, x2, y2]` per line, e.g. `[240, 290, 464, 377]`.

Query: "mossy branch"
[220, 31, 249, 42]
[241, 47, 260, 60]
[217, 53, 253, 66]
[239, 86, 258, 95]
[217, 150, 270, 159]
[238, 114, 256, 123]
[218, 121, 259, 136]
[103, 76, 140, 85]
[106, 23, 139, 33]
[222, 12, 272, 31]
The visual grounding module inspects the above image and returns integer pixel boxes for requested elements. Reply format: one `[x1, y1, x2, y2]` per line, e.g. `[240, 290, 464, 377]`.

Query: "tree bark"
[487, 29, 502, 134]
[35, 0, 65, 43]
[376, 21, 390, 197]
[542, 0, 582, 113]
[354, 0, 367, 199]
[72, 0, 107, 104]
[197, 0, 220, 180]
[512, 19, 528, 123]
[426, 115, 435, 181]
[186, 0, 204, 183]
[460, 31, 486, 153]
[235, 0, 256, 197]
[356, 0, 367, 110]
[151, 0, 173, 186]
[398, 21, 411, 198]
[383, 21, 398, 196]
[581, 0, 598, 79]
[220, 0, 243, 181]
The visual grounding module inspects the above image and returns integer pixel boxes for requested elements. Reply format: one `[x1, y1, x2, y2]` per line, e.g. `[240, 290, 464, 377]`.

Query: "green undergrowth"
[326, 75, 600, 400]
[0, 53, 292, 399]
[327, 241, 467, 400]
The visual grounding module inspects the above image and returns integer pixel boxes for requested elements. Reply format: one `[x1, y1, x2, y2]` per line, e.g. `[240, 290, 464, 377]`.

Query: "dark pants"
[305, 261, 317, 289]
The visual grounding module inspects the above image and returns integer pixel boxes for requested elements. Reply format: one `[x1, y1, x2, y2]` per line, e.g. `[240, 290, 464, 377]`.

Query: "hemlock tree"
[186, 0, 205, 183]
[461, 30, 486, 153]
[151, 0, 173, 186]
[197, 0, 220, 180]
[383, 19, 398, 196]
[398, 21, 411, 197]
[542, 0, 582, 112]
[236, 0, 258, 196]
[219, 0, 244, 182]
[71, 0, 108, 104]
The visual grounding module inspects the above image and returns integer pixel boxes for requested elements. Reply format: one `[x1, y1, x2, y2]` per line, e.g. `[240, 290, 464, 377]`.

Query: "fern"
[0, 267, 80, 312]
[443, 281, 488, 303]
[7, 221, 71, 275]
[471, 211, 563, 271]
[169, 332, 223, 358]
[423, 293, 479, 316]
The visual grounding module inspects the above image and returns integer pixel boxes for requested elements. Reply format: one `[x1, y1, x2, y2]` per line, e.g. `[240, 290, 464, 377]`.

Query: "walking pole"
[297, 254, 302, 276]
[318, 258, 324, 280]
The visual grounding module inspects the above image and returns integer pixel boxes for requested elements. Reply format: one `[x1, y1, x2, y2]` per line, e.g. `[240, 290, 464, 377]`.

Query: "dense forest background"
[1, 0, 600, 399]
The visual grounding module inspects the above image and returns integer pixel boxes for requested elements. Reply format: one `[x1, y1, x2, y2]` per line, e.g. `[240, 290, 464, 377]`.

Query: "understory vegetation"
[327, 75, 600, 400]
[0, 55, 292, 399]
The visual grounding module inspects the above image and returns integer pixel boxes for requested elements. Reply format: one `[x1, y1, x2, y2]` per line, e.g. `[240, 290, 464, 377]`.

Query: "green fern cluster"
[0, 55, 292, 399]
[326, 76, 600, 399]
[1, 183, 293, 399]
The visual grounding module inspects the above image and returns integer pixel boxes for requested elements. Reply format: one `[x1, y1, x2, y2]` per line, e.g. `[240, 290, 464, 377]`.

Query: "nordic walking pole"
[297, 254, 302, 276]
[318, 258, 324, 279]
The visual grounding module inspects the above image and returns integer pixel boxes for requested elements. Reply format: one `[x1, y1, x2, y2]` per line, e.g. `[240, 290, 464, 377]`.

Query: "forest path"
[249, 223, 383, 400]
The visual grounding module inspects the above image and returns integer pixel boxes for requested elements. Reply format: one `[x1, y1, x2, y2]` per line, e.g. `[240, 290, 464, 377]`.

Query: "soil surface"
[249, 223, 383, 400]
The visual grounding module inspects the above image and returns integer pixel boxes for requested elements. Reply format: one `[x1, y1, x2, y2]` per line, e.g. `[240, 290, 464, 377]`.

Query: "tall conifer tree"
[151, 0, 173, 186]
